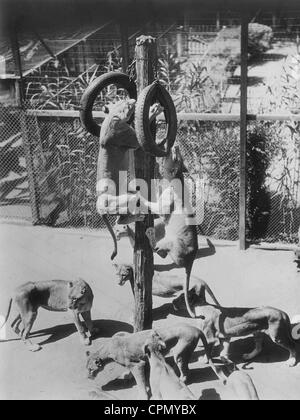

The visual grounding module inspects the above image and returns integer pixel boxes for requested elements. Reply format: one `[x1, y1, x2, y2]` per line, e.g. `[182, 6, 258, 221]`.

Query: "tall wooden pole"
[120, 21, 130, 73]
[133, 36, 156, 332]
[9, 21, 24, 103]
[239, 13, 248, 250]
[10, 21, 41, 225]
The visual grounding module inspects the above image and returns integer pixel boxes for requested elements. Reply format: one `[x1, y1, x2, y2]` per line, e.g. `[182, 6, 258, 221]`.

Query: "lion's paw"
[286, 357, 297, 367]
[220, 355, 231, 364]
[179, 374, 188, 384]
[80, 336, 91, 346]
[26, 342, 42, 352]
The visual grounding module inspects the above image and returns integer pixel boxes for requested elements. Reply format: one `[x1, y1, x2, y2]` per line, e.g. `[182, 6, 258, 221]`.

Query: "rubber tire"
[80, 72, 137, 137]
[135, 81, 177, 157]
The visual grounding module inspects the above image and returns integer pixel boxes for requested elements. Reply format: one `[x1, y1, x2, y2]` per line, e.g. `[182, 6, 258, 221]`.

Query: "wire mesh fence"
[1, 112, 300, 242]
[34, 116, 105, 228]
[1, 11, 300, 243]
[247, 120, 300, 244]
[0, 105, 31, 221]
[178, 121, 240, 240]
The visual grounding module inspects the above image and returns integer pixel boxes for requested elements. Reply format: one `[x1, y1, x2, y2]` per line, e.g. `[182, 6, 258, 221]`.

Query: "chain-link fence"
[2, 108, 300, 242]
[247, 120, 300, 244]
[178, 121, 240, 240]
[2, 108, 299, 243]
[0, 105, 31, 221]
[31, 114, 105, 228]
[1, 11, 300, 243]
[1, 107, 241, 238]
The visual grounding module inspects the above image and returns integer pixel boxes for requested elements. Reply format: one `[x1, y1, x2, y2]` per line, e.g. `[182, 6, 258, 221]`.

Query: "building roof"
[0, 22, 111, 77]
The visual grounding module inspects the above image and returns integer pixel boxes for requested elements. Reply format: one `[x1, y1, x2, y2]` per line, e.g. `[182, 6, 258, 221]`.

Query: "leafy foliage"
[158, 52, 221, 112]
[37, 118, 102, 227]
[248, 23, 273, 57]
[26, 48, 124, 110]
[178, 121, 240, 239]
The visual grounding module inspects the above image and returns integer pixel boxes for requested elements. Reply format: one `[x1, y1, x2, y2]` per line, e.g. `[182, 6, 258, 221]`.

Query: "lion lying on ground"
[86, 323, 220, 399]
[0, 279, 96, 351]
[172, 284, 297, 367]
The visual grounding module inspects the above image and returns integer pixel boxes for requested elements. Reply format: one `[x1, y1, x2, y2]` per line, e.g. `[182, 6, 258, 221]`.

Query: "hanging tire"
[80, 72, 137, 137]
[135, 81, 177, 157]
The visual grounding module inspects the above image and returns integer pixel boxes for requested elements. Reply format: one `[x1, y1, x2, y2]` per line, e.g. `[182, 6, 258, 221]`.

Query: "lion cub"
[0, 279, 96, 351]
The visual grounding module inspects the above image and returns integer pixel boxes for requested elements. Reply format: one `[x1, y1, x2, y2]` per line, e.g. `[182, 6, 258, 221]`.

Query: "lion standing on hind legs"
[139, 146, 199, 318]
[80, 72, 196, 315]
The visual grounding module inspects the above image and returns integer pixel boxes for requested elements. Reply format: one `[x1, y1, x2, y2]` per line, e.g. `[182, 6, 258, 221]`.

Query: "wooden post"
[120, 22, 130, 73]
[184, 9, 190, 31]
[176, 28, 184, 58]
[216, 12, 221, 31]
[272, 13, 277, 29]
[239, 13, 248, 251]
[9, 22, 24, 103]
[10, 22, 41, 225]
[133, 36, 156, 332]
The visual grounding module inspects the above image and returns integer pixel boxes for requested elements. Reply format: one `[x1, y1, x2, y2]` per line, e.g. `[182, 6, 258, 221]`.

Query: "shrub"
[248, 23, 273, 57]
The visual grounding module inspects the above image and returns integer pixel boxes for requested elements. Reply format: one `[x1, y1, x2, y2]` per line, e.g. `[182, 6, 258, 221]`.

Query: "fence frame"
[22, 107, 300, 244]
[7, 15, 300, 248]
[25, 109, 300, 122]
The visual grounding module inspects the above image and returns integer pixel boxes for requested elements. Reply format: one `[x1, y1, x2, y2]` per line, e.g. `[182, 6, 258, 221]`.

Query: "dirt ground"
[0, 221, 300, 400]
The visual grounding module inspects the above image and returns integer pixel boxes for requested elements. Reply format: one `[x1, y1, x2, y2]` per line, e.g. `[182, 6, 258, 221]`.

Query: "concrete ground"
[0, 222, 300, 400]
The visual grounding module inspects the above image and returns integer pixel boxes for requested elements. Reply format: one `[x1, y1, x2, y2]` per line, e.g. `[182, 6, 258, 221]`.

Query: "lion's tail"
[190, 275, 221, 307]
[202, 280, 221, 307]
[0, 298, 13, 331]
[102, 214, 118, 261]
[184, 268, 195, 318]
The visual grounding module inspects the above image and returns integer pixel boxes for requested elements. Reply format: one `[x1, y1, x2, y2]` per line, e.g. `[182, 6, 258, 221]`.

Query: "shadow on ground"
[230, 336, 300, 366]
[0, 319, 134, 347]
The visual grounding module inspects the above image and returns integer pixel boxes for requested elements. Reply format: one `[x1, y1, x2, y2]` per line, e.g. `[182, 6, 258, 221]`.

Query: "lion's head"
[112, 263, 134, 286]
[143, 331, 167, 357]
[68, 279, 93, 312]
[105, 99, 136, 124]
[86, 351, 104, 379]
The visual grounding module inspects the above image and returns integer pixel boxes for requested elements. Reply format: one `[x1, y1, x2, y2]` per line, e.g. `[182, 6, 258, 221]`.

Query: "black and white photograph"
[0, 0, 300, 402]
